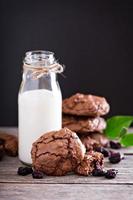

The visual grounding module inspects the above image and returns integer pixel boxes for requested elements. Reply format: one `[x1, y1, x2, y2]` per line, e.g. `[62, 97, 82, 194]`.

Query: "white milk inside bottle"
[18, 51, 63, 165]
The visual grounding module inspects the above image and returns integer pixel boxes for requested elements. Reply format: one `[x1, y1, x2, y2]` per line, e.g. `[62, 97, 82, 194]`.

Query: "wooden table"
[0, 127, 133, 200]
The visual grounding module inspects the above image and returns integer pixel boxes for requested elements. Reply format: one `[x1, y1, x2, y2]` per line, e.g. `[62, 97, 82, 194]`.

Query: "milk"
[18, 89, 62, 164]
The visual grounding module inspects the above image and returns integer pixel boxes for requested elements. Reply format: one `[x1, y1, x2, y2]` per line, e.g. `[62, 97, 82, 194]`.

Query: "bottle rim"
[25, 50, 54, 56]
[24, 50, 55, 66]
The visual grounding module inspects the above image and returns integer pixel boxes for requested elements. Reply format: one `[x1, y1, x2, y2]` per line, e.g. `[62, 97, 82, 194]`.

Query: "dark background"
[0, 0, 133, 126]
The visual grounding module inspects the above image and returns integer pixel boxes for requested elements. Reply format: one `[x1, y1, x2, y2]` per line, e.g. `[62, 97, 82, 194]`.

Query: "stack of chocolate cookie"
[62, 93, 110, 151]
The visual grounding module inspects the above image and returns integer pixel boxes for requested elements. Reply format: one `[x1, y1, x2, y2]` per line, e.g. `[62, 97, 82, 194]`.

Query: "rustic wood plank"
[0, 127, 133, 154]
[0, 127, 133, 185]
[0, 155, 133, 184]
[0, 127, 133, 200]
[0, 184, 133, 200]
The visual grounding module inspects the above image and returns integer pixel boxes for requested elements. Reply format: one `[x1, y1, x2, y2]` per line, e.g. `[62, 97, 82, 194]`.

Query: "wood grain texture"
[0, 127, 133, 200]
[0, 184, 133, 200]
[0, 155, 133, 184]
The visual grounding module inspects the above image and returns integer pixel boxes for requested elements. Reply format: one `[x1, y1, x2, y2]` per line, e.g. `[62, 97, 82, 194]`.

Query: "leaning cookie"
[63, 93, 110, 117]
[0, 132, 18, 156]
[75, 151, 104, 176]
[79, 133, 109, 151]
[31, 128, 86, 176]
[62, 115, 106, 133]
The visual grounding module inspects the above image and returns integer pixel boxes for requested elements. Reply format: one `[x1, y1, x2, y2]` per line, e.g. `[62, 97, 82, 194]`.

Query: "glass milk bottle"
[18, 50, 63, 165]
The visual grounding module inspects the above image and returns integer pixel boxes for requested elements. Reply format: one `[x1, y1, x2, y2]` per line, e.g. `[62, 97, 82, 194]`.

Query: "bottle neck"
[20, 51, 62, 93]
[24, 50, 55, 67]
[23, 67, 57, 82]
[23, 50, 57, 80]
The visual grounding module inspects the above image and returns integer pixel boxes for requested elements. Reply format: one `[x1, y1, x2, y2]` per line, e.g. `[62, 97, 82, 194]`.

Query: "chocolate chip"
[17, 167, 33, 176]
[32, 170, 44, 179]
[92, 168, 106, 176]
[94, 147, 109, 157]
[110, 141, 121, 149]
[109, 151, 124, 164]
[105, 169, 118, 179]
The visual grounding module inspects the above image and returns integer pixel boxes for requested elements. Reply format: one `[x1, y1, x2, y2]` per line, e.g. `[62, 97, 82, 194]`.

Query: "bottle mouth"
[24, 50, 55, 66]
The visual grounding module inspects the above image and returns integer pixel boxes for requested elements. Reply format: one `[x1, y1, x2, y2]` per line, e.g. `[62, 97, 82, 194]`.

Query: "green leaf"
[105, 116, 133, 139]
[120, 133, 133, 147]
[119, 127, 128, 138]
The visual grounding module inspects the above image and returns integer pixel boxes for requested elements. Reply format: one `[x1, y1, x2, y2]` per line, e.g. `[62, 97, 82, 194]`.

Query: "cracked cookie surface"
[31, 128, 86, 176]
[62, 93, 110, 117]
[62, 115, 106, 133]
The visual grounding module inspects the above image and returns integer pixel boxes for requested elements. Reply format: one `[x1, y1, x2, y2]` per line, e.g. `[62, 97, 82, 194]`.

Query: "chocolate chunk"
[105, 169, 118, 179]
[32, 170, 44, 179]
[92, 168, 106, 176]
[109, 151, 124, 164]
[109, 141, 121, 149]
[17, 167, 33, 176]
[94, 147, 110, 157]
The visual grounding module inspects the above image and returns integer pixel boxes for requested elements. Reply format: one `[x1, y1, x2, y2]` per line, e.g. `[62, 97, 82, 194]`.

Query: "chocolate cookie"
[89, 132, 109, 147]
[0, 132, 18, 156]
[62, 115, 106, 133]
[63, 93, 110, 117]
[79, 133, 109, 151]
[79, 136, 100, 151]
[31, 128, 86, 176]
[75, 151, 104, 176]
